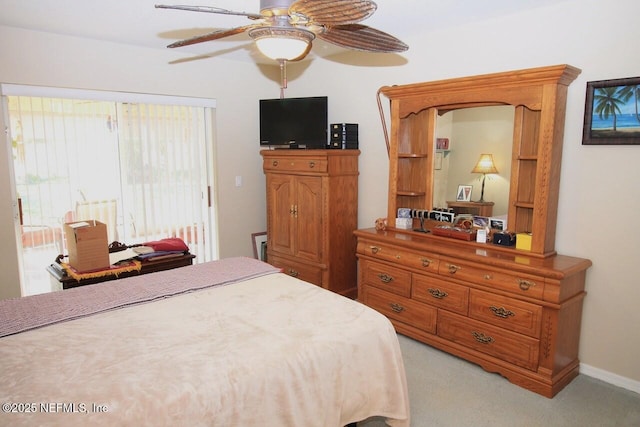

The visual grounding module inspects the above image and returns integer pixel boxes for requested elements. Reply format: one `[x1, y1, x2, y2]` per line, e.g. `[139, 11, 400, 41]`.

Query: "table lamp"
[471, 153, 498, 202]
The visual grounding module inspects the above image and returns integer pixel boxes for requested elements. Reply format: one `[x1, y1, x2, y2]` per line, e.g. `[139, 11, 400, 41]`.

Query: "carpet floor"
[358, 334, 640, 427]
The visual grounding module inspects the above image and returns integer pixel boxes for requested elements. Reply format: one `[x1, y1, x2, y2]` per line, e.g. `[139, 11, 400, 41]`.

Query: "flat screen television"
[260, 96, 328, 149]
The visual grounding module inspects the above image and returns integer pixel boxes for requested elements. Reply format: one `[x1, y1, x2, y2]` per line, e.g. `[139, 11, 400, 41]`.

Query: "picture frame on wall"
[436, 138, 450, 150]
[456, 185, 472, 202]
[251, 232, 267, 262]
[582, 76, 640, 145]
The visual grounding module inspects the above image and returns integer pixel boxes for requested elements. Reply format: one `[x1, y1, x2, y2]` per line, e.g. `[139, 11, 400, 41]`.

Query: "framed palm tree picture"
[583, 76, 640, 145]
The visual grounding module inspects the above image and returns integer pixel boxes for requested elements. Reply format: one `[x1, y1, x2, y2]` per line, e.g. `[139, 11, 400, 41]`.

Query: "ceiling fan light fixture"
[249, 27, 315, 61]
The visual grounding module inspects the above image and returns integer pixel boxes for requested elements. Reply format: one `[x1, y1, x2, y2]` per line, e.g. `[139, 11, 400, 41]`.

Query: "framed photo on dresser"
[489, 217, 507, 231]
[456, 185, 472, 202]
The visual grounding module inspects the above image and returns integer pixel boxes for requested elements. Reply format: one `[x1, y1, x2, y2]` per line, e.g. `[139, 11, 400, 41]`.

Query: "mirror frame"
[380, 65, 581, 256]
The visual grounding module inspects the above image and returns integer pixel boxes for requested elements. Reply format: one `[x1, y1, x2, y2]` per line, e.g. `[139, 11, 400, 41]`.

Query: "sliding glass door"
[3, 86, 217, 296]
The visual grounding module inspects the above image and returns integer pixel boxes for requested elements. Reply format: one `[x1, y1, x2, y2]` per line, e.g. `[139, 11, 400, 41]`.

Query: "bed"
[0, 257, 409, 426]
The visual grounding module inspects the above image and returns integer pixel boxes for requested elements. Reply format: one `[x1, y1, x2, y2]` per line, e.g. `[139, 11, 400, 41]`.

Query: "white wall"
[1, 0, 639, 389]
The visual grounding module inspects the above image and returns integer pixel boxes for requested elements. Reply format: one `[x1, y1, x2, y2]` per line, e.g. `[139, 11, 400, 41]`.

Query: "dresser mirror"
[433, 105, 514, 217]
[382, 64, 581, 255]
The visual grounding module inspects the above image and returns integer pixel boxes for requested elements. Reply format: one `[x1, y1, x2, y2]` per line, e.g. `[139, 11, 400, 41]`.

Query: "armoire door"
[293, 175, 323, 262]
[267, 174, 295, 257]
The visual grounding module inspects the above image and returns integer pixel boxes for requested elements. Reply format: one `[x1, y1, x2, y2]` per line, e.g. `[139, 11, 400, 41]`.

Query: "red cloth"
[143, 237, 189, 252]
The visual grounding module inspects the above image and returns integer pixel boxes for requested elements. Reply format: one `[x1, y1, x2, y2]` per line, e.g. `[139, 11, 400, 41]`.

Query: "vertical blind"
[2, 84, 217, 295]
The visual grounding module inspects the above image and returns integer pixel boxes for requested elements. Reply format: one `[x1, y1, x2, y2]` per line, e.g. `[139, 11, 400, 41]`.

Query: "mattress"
[0, 257, 409, 426]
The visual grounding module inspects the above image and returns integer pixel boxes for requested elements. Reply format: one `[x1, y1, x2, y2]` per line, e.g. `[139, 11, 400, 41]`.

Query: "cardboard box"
[64, 220, 110, 272]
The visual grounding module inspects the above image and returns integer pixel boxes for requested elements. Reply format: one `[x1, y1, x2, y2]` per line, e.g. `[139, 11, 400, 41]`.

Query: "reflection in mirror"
[433, 106, 515, 218]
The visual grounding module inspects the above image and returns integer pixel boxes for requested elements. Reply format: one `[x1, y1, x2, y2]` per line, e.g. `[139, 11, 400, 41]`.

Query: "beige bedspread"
[0, 260, 409, 426]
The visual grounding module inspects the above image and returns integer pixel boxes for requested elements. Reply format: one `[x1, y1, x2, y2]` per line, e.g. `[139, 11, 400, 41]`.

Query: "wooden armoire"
[262, 149, 359, 298]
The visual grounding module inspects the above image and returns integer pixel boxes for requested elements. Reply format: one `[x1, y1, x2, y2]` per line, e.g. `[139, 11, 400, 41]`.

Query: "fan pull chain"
[279, 59, 288, 99]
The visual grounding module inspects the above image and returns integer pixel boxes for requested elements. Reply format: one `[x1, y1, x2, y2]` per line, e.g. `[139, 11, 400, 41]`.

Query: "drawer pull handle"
[490, 306, 515, 318]
[428, 288, 448, 299]
[484, 274, 493, 280]
[370, 246, 381, 254]
[518, 279, 535, 291]
[390, 303, 405, 313]
[309, 161, 315, 168]
[471, 331, 494, 344]
[421, 257, 432, 267]
[287, 269, 299, 278]
[377, 273, 394, 284]
[447, 264, 461, 274]
[272, 160, 278, 167]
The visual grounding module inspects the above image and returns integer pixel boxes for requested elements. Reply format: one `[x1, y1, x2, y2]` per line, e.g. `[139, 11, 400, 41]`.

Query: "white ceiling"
[0, 0, 562, 64]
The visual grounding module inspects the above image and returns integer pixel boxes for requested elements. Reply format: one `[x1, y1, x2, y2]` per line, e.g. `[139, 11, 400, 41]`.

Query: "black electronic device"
[329, 123, 358, 149]
[493, 231, 517, 246]
[259, 96, 328, 149]
[330, 123, 358, 139]
[329, 140, 359, 149]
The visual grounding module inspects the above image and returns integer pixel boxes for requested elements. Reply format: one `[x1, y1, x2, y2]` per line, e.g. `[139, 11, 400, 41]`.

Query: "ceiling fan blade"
[318, 24, 408, 53]
[155, 4, 263, 20]
[290, 0, 376, 26]
[167, 25, 255, 48]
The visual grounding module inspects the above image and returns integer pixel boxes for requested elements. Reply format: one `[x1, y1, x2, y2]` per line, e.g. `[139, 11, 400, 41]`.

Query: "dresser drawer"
[357, 240, 439, 274]
[361, 260, 411, 297]
[439, 257, 544, 300]
[362, 286, 437, 334]
[412, 274, 469, 315]
[469, 289, 542, 338]
[268, 255, 323, 287]
[263, 157, 328, 173]
[438, 311, 539, 371]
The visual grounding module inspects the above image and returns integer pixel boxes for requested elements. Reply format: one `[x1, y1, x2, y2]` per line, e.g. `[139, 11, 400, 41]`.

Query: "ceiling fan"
[155, 0, 408, 62]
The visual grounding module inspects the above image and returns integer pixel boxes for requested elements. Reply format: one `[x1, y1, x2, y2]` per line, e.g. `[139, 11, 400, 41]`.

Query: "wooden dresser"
[355, 228, 590, 398]
[446, 201, 494, 217]
[262, 149, 359, 298]
[356, 65, 591, 397]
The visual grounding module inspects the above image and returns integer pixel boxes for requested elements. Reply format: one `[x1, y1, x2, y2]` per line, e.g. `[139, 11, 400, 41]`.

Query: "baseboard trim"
[580, 363, 640, 395]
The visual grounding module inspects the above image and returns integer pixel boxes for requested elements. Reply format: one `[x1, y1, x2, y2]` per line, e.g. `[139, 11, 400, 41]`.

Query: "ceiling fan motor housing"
[261, 0, 294, 16]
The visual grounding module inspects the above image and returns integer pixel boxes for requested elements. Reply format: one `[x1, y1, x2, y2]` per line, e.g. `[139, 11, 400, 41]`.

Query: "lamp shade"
[471, 154, 499, 174]
[250, 27, 314, 61]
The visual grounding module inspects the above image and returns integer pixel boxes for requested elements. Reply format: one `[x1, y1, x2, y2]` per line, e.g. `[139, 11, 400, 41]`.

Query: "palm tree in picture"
[593, 86, 625, 131]
[618, 84, 640, 124]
